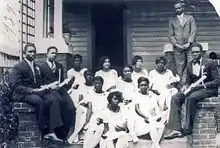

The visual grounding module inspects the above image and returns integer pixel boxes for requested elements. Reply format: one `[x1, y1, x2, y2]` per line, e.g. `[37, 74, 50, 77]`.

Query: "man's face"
[25, 46, 36, 61]
[191, 47, 202, 61]
[47, 49, 57, 62]
[73, 58, 82, 68]
[174, 3, 184, 15]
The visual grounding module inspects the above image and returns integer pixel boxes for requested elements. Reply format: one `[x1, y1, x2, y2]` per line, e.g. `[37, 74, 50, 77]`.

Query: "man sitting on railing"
[9, 43, 66, 142]
[164, 43, 220, 139]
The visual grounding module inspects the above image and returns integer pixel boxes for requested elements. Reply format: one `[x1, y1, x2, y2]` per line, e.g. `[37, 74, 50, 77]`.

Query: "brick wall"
[190, 97, 220, 148]
[13, 103, 42, 148]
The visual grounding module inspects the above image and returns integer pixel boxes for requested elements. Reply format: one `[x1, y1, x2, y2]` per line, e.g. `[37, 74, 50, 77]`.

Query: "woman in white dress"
[131, 55, 148, 88]
[116, 65, 136, 103]
[95, 56, 118, 92]
[149, 56, 180, 117]
[67, 70, 94, 143]
[133, 77, 168, 148]
[83, 76, 108, 148]
[67, 54, 87, 92]
[97, 91, 130, 148]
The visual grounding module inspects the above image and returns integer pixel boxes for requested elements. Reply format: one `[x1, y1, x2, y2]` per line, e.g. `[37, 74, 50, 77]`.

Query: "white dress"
[67, 68, 87, 88]
[148, 69, 179, 110]
[131, 69, 148, 89]
[133, 92, 165, 136]
[86, 91, 108, 131]
[95, 69, 118, 91]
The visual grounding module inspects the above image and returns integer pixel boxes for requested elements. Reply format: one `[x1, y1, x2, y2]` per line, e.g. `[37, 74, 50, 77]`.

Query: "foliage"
[0, 70, 18, 147]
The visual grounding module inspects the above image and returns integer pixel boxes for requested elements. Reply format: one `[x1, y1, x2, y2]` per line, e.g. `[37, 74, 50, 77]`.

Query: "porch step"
[50, 137, 188, 148]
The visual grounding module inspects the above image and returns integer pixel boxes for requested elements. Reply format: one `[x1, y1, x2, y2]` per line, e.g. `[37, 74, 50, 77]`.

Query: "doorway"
[91, 4, 125, 71]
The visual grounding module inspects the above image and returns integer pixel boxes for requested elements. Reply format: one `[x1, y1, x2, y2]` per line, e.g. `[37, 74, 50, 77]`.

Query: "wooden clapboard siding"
[63, 4, 91, 68]
[126, 1, 220, 71]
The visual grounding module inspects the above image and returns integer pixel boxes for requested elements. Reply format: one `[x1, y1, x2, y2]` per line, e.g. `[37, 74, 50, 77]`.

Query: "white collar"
[177, 13, 184, 18]
[47, 59, 55, 68]
[24, 58, 34, 67]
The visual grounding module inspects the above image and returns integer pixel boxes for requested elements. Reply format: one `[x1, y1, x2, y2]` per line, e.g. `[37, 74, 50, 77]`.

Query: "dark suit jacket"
[183, 58, 220, 90]
[9, 60, 43, 101]
[40, 61, 64, 85]
[169, 14, 197, 45]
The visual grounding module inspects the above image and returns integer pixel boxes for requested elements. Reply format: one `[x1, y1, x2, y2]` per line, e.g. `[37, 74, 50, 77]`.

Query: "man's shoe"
[181, 128, 192, 136]
[164, 130, 183, 140]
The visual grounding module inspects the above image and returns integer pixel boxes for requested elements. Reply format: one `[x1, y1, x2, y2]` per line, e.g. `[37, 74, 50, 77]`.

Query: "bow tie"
[193, 60, 200, 65]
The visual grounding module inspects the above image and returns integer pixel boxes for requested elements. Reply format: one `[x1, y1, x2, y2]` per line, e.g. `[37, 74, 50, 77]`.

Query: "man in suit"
[169, 1, 197, 79]
[164, 43, 220, 139]
[40, 46, 76, 139]
[9, 43, 64, 142]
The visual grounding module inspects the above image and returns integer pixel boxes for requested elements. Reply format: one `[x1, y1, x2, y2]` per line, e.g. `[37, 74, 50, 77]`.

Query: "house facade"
[1, 0, 220, 73]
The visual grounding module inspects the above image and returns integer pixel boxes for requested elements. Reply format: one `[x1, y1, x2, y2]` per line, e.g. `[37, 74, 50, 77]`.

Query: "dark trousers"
[23, 92, 63, 133]
[173, 47, 192, 80]
[165, 51, 176, 75]
[167, 88, 218, 133]
[54, 89, 76, 139]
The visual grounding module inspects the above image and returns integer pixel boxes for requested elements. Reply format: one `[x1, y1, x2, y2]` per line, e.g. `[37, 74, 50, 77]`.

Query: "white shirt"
[46, 59, 56, 70]
[25, 58, 36, 82]
[192, 58, 202, 76]
[177, 13, 184, 26]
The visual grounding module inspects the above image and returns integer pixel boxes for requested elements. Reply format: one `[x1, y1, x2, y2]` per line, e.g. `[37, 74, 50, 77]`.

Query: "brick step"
[50, 137, 188, 148]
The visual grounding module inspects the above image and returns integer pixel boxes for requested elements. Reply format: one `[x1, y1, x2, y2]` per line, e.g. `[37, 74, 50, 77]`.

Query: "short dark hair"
[97, 56, 111, 70]
[132, 55, 143, 65]
[121, 65, 133, 78]
[107, 91, 123, 104]
[23, 43, 36, 53]
[84, 69, 94, 78]
[73, 54, 82, 62]
[93, 76, 104, 84]
[155, 56, 167, 65]
[209, 52, 217, 60]
[137, 77, 150, 88]
[191, 43, 203, 52]
[47, 46, 58, 53]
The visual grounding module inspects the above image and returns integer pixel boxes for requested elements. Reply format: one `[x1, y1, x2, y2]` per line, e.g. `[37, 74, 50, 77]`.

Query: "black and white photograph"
[0, 0, 220, 147]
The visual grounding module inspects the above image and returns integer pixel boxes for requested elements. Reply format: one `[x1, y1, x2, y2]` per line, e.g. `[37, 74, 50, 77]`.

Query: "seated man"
[40, 46, 76, 139]
[9, 43, 65, 142]
[165, 43, 220, 139]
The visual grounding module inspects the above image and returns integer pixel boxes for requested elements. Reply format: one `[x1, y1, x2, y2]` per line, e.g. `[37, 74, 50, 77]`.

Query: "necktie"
[51, 62, 56, 73]
[30, 62, 36, 83]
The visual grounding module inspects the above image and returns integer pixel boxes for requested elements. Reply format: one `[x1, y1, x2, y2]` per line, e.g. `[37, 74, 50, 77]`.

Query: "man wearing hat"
[163, 43, 177, 76]
[168, 1, 197, 80]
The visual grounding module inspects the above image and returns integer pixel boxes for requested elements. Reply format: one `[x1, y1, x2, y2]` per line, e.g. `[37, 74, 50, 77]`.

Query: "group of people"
[7, 1, 220, 148]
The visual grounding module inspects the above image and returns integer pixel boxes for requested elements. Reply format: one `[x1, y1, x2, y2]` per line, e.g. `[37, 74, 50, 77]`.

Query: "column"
[54, 0, 63, 38]
[35, 0, 44, 40]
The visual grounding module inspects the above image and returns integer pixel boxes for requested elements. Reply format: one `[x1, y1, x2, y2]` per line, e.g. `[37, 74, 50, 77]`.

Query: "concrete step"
[49, 137, 188, 148]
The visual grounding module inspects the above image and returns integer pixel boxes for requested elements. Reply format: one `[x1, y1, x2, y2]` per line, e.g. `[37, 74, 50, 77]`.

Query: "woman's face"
[110, 96, 120, 107]
[123, 67, 132, 79]
[135, 59, 143, 69]
[156, 60, 166, 72]
[85, 73, 93, 83]
[73, 57, 82, 68]
[102, 58, 111, 69]
[93, 79, 103, 91]
[139, 81, 149, 94]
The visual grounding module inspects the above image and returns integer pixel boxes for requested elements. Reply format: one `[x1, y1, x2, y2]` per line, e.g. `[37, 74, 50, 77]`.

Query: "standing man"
[40, 46, 76, 139]
[164, 43, 220, 139]
[9, 43, 64, 142]
[169, 1, 197, 79]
